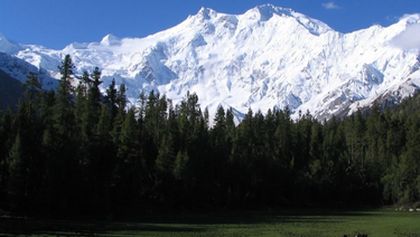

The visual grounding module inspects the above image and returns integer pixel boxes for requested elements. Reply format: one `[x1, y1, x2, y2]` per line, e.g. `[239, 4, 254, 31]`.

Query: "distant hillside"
[0, 69, 23, 109]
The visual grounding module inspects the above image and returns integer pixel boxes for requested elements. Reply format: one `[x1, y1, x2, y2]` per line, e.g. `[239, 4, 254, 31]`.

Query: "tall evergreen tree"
[105, 78, 118, 120]
[7, 134, 27, 211]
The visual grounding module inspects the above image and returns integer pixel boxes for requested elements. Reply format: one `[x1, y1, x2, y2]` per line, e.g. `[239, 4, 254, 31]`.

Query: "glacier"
[1, 4, 420, 120]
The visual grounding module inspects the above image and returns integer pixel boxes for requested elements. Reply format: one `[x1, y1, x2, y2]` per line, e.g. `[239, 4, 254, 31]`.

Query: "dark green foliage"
[1, 55, 420, 217]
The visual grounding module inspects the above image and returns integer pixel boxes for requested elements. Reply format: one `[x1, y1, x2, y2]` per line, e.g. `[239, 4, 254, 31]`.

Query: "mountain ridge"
[1, 5, 420, 120]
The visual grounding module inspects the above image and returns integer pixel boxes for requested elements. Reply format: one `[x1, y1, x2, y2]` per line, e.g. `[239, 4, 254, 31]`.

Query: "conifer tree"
[156, 133, 175, 174]
[89, 67, 102, 111]
[113, 108, 142, 204]
[54, 54, 76, 137]
[105, 78, 118, 120]
[7, 134, 26, 211]
[57, 54, 75, 100]
[173, 150, 189, 180]
[112, 83, 127, 144]
[24, 72, 42, 100]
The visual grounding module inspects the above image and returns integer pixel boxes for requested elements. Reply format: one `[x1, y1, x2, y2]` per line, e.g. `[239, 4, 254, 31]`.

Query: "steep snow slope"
[1, 4, 420, 120]
[0, 52, 57, 89]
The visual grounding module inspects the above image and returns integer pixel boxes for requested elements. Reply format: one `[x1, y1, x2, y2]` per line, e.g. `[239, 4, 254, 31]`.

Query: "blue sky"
[0, 0, 419, 49]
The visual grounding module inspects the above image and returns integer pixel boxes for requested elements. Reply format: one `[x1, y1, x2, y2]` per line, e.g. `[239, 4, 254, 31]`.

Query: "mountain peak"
[100, 34, 120, 46]
[194, 7, 218, 20]
[242, 4, 331, 35]
[245, 4, 295, 21]
[398, 13, 420, 24]
[256, 4, 294, 16]
[0, 33, 20, 54]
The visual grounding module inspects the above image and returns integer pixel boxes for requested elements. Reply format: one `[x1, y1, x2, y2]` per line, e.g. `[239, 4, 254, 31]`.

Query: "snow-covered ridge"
[1, 4, 420, 120]
[0, 33, 21, 54]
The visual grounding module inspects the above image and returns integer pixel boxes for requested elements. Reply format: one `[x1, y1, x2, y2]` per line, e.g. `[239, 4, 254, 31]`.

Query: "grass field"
[1, 209, 420, 237]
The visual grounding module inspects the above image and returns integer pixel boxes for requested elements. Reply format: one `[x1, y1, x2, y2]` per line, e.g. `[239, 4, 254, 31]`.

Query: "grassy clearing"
[1, 209, 420, 237]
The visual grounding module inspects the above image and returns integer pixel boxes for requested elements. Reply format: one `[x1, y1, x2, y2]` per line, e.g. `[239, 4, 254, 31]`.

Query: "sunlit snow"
[1, 4, 420, 121]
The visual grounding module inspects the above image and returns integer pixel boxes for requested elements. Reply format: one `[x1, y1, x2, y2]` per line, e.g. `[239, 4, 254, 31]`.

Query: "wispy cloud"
[385, 15, 399, 23]
[322, 1, 341, 10]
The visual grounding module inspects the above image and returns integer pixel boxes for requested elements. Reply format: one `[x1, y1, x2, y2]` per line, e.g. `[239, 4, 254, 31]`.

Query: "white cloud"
[322, 1, 340, 10]
[391, 23, 420, 50]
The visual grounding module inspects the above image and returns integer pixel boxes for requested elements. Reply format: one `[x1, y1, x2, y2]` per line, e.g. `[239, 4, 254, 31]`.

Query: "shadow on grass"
[0, 217, 206, 236]
[129, 209, 378, 225]
[0, 210, 379, 235]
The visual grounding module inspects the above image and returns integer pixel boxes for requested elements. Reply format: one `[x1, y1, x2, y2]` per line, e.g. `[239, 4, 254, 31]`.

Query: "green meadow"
[1, 209, 420, 237]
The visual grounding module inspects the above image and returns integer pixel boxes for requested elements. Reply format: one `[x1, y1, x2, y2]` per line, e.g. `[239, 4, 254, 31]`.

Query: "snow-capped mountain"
[1, 4, 420, 120]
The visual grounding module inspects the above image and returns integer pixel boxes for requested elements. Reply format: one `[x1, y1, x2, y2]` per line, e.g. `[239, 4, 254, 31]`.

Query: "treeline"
[0, 55, 419, 218]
